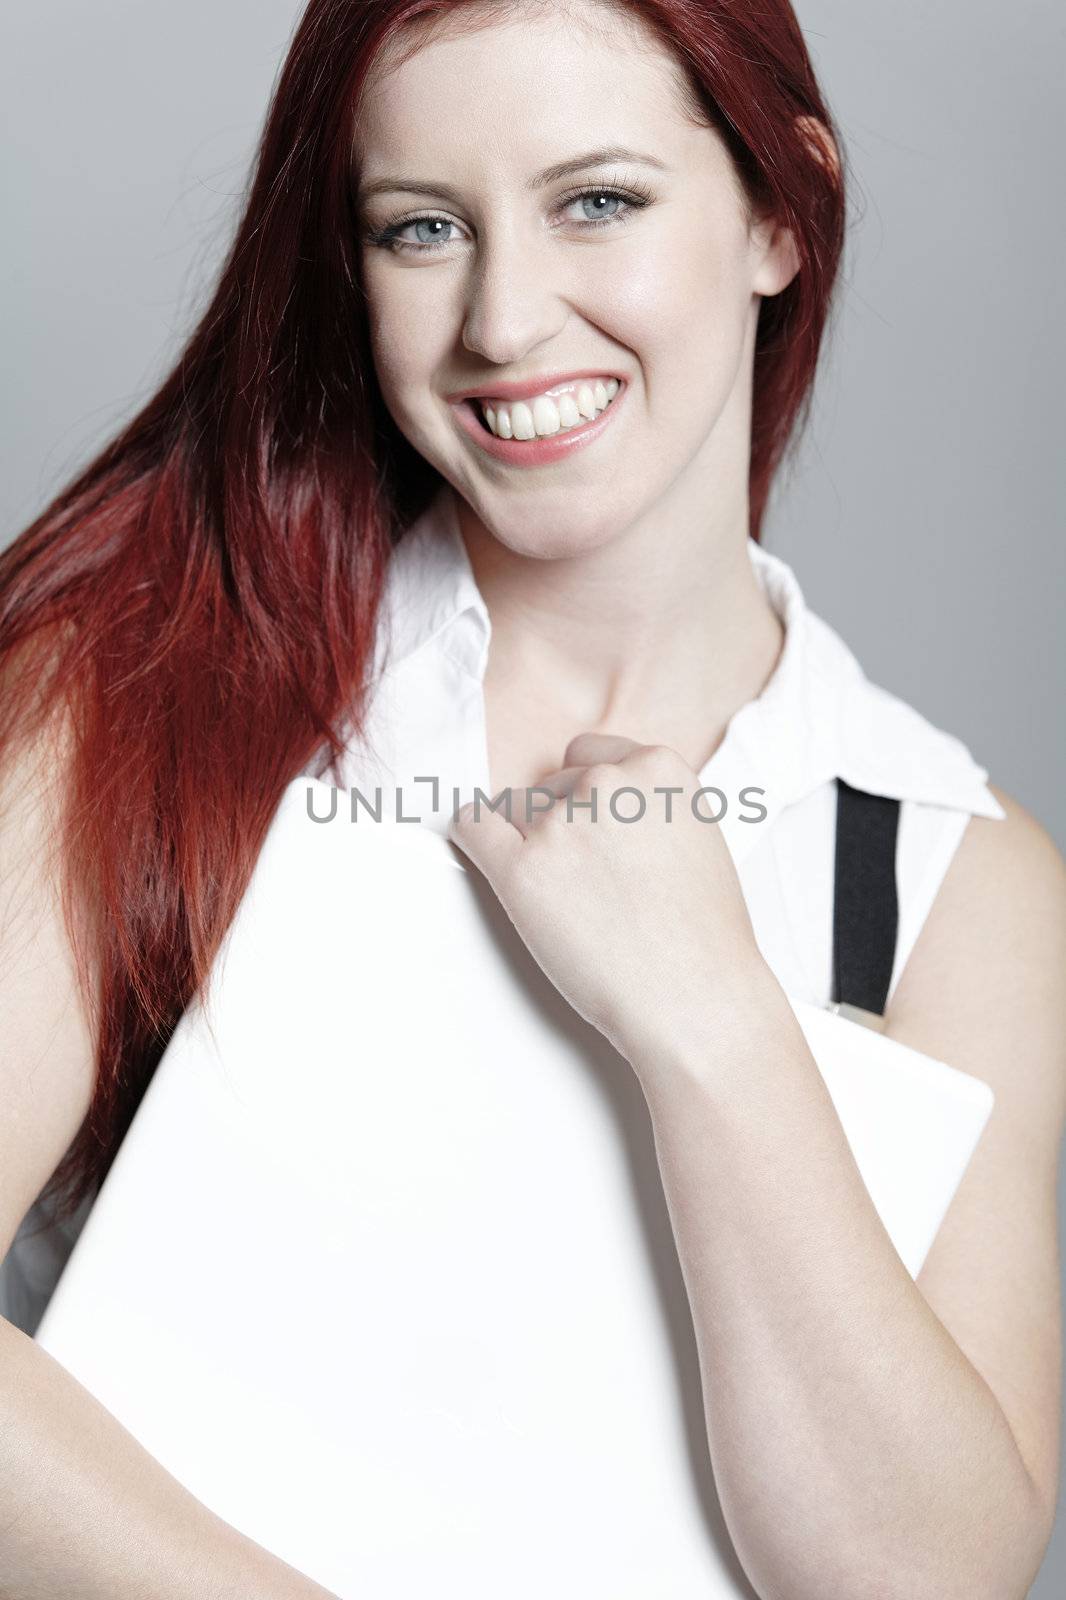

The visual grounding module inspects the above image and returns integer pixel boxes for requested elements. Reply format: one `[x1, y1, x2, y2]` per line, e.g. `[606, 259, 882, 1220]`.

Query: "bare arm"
[0, 1320, 343, 1599]
[0, 716, 340, 1598]
[627, 790, 1064, 1600]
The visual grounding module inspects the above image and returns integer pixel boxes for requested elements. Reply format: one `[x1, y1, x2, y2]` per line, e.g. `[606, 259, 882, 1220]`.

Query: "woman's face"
[353, 1, 797, 557]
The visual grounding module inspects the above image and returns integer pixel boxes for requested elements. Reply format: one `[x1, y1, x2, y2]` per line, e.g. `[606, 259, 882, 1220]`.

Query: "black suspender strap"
[830, 777, 902, 1018]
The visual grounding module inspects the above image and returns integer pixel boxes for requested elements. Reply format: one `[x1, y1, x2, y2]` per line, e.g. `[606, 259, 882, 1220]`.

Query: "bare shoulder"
[886, 782, 1066, 1119]
[958, 781, 1066, 920]
[883, 784, 1066, 1543]
[886, 780, 1066, 1181]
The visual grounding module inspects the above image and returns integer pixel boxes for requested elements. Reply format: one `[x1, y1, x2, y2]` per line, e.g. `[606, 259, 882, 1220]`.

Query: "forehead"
[353, 3, 697, 169]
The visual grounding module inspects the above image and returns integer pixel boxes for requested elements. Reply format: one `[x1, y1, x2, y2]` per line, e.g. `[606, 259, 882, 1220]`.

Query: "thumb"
[447, 795, 522, 887]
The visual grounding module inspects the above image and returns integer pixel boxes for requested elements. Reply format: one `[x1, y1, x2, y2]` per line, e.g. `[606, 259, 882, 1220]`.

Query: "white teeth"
[557, 393, 581, 427]
[576, 384, 598, 420]
[510, 401, 536, 440]
[531, 395, 561, 435]
[479, 377, 621, 440]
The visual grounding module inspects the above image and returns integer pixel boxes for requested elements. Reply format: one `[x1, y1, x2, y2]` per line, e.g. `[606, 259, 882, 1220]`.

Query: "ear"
[751, 114, 842, 298]
[751, 213, 801, 298]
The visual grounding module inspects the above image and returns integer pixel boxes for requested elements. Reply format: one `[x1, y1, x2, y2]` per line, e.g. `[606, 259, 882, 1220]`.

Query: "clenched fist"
[447, 731, 771, 1069]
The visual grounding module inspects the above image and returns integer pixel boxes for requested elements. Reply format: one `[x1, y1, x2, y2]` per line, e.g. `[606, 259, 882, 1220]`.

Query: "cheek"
[362, 257, 449, 414]
[593, 217, 753, 416]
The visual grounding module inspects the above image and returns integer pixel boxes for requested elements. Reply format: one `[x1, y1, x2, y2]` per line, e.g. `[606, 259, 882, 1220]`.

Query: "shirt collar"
[729, 541, 1004, 818]
[374, 483, 491, 682]
[374, 482, 1003, 822]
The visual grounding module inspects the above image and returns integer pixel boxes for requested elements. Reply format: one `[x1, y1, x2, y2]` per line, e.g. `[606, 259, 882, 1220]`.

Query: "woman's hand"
[446, 731, 772, 1066]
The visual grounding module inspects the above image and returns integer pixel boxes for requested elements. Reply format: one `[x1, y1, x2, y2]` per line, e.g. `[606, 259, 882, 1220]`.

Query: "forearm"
[0, 1316, 339, 1599]
[627, 967, 1046, 1600]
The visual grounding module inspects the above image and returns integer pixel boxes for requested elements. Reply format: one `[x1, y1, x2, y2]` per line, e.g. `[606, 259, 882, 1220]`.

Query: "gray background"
[2, 1, 1063, 1591]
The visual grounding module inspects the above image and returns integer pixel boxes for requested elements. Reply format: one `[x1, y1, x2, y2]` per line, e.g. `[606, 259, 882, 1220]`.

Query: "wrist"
[616, 947, 788, 1083]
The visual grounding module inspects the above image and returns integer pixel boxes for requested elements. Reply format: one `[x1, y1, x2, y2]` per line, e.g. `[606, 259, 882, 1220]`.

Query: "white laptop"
[35, 776, 994, 1598]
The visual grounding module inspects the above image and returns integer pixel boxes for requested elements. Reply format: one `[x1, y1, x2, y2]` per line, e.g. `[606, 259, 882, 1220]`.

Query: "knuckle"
[582, 761, 618, 791]
[632, 743, 686, 785]
[646, 742, 682, 768]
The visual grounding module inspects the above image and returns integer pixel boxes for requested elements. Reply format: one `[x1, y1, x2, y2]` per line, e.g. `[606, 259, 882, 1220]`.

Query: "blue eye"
[404, 217, 457, 249]
[574, 190, 625, 223]
[364, 182, 652, 256]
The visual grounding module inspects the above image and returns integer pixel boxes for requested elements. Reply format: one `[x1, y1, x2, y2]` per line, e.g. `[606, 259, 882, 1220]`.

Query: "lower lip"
[449, 383, 626, 467]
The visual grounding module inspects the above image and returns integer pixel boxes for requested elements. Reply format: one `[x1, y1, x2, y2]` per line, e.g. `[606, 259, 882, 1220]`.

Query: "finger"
[516, 758, 656, 836]
[562, 731, 645, 768]
[530, 764, 585, 796]
[504, 765, 586, 839]
[446, 794, 522, 885]
[495, 769, 576, 840]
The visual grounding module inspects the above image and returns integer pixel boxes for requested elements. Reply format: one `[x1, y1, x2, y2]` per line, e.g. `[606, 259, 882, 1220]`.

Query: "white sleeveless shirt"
[0, 484, 1004, 1336]
[334, 481, 1004, 1013]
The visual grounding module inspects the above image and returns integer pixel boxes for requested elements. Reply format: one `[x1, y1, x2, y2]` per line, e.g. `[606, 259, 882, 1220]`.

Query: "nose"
[460, 227, 569, 366]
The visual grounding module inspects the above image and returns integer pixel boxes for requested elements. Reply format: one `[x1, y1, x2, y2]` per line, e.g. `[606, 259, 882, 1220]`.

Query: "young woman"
[1, 1, 1062, 1595]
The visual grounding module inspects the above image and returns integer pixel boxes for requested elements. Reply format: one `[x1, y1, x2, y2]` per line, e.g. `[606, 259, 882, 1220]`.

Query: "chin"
[482, 505, 628, 563]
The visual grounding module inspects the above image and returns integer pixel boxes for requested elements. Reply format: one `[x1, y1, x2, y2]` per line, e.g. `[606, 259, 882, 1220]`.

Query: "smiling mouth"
[474, 378, 621, 440]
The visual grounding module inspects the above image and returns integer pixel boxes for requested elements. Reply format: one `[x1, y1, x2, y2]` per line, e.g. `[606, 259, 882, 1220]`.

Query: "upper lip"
[447, 369, 625, 404]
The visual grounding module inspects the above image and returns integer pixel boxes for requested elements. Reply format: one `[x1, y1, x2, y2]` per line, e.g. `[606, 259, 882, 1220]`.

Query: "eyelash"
[363, 175, 655, 256]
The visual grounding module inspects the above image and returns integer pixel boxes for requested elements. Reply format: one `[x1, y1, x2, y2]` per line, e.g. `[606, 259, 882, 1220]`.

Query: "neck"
[453, 477, 785, 784]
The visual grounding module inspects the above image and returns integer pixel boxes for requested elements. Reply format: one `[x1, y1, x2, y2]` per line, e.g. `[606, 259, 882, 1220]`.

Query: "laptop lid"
[34, 776, 994, 1595]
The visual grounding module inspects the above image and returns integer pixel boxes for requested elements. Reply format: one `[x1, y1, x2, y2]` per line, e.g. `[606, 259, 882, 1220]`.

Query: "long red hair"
[0, 0, 846, 1221]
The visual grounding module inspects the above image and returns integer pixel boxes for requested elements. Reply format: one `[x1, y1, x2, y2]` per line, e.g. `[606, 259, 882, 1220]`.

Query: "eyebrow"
[356, 145, 669, 205]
